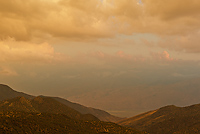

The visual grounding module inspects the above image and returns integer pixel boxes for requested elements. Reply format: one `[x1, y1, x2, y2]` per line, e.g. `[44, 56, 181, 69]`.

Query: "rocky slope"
[118, 104, 200, 134]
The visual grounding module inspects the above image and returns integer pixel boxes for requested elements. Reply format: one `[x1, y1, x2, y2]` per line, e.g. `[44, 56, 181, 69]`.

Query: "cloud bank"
[0, 0, 199, 38]
[0, 38, 64, 63]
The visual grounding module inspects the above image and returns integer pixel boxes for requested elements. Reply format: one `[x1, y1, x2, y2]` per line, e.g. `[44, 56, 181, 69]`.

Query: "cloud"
[143, 0, 200, 20]
[0, 0, 56, 40]
[89, 50, 146, 63]
[0, 67, 18, 76]
[155, 32, 200, 53]
[0, 38, 65, 63]
[140, 0, 200, 35]
[83, 50, 176, 68]
[0, 0, 199, 46]
[0, 0, 116, 41]
[151, 51, 174, 61]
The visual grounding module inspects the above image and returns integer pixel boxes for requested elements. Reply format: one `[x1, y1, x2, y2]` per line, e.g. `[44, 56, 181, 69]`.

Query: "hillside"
[118, 104, 200, 134]
[0, 96, 99, 121]
[0, 84, 34, 101]
[0, 97, 143, 134]
[0, 84, 122, 122]
[0, 111, 142, 134]
[53, 97, 122, 122]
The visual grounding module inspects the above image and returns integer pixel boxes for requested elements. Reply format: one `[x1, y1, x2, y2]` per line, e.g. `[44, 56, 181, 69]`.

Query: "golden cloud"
[0, 0, 199, 42]
[86, 50, 175, 66]
[151, 51, 174, 61]
[154, 32, 200, 53]
[143, 0, 200, 20]
[0, 66, 18, 76]
[0, 38, 65, 63]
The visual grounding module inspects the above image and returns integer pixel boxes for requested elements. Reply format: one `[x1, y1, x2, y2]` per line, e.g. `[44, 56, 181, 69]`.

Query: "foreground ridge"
[118, 104, 200, 134]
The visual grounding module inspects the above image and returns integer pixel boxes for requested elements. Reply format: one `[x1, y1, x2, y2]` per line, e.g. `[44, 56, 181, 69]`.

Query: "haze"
[1, 0, 200, 117]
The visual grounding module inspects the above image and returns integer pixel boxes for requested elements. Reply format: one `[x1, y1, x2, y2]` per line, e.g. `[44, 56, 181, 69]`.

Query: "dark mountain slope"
[53, 97, 122, 122]
[0, 96, 99, 121]
[0, 111, 143, 134]
[0, 84, 122, 122]
[118, 104, 200, 134]
[0, 84, 34, 101]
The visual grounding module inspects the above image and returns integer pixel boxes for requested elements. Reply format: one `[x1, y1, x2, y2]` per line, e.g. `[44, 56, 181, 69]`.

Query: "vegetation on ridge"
[0, 96, 143, 134]
[0, 111, 141, 134]
[118, 104, 200, 134]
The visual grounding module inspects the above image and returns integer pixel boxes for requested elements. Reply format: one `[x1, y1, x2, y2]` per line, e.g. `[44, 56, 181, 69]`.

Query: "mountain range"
[0, 84, 142, 133]
[1, 83, 200, 134]
[0, 96, 99, 121]
[0, 84, 121, 122]
[0, 98, 141, 134]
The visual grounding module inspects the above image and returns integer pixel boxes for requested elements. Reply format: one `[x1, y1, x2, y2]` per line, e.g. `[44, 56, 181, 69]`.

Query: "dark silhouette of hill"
[0, 84, 34, 101]
[0, 84, 122, 122]
[0, 97, 143, 134]
[0, 111, 143, 134]
[53, 97, 122, 122]
[118, 104, 200, 134]
[0, 96, 99, 121]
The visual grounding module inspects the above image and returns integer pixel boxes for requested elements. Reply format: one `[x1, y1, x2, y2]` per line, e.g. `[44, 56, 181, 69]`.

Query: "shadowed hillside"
[0, 97, 143, 134]
[0, 84, 34, 101]
[0, 96, 99, 121]
[53, 97, 122, 122]
[118, 104, 200, 134]
[0, 84, 122, 122]
[0, 111, 143, 134]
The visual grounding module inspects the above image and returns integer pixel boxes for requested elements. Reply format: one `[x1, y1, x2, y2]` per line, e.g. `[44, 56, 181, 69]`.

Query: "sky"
[1, 0, 200, 117]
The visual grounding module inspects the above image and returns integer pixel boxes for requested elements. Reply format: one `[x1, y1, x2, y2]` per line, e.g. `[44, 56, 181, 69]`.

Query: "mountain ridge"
[0, 94, 143, 133]
[0, 84, 34, 101]
[0, 84, 122, 122]
[118, 104, 200, 134]
[0, 96, 99, 121]
[53, 96, 123, 122]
